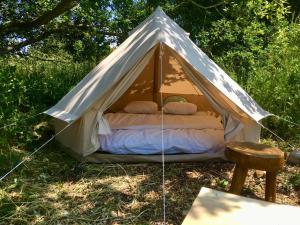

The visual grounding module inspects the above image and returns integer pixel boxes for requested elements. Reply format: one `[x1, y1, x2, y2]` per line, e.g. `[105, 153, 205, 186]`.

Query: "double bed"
[98, 111, 225, 155]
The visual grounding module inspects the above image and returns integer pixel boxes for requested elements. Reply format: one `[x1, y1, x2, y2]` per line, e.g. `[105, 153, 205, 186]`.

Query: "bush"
[0, 57, 95, 148]
[246, 24, 300, 140]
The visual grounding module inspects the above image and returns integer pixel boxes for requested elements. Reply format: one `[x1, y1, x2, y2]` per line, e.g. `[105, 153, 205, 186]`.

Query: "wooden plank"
[182, 187, 299, 225]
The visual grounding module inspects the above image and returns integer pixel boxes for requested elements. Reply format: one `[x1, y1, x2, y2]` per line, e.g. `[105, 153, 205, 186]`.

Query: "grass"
[0, 140, 300, 225]
[1, 48, 299, 224]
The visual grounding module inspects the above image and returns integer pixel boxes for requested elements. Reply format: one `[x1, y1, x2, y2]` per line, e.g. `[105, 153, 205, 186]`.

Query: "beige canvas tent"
[44, 7, 270, 163]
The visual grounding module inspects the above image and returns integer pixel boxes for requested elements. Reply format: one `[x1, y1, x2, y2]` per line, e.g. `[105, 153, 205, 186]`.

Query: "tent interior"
[91, 44, 226, 161]
[53, 43, 260, 163]
[48, 7, 269, 163]
[55, 43, 260, 163]
[108, 44, 216, 114]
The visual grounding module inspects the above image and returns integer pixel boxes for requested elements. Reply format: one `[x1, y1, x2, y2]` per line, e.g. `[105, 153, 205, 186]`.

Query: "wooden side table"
[225, 142, 285, 202]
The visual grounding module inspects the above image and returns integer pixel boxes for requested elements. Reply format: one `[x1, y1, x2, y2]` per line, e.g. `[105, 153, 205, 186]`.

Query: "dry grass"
[1, 141, 300, 225]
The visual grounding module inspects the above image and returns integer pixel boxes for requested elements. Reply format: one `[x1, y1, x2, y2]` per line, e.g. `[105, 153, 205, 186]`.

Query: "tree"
[0, 0, 120, 57]
[0, 0, 296, 64]
[0, 0, 77, 54]
[247, 23, 300, 138]
[195, 0, 291, 85]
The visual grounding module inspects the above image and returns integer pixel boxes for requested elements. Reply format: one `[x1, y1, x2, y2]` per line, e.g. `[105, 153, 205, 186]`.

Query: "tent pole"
[159, 42, 166, 224]
[153, 43, 161, 105]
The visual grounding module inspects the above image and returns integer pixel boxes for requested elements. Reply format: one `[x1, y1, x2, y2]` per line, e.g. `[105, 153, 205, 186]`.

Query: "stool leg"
[265, 171, 277, 202]
[229, 164, 248, 195]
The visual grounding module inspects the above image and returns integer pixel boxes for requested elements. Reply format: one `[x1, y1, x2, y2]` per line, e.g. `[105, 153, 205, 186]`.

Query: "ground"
[1, 142, 300, 225]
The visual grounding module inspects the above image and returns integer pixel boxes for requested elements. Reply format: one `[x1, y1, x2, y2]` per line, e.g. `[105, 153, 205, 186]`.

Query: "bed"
[98, 111, 225, 155]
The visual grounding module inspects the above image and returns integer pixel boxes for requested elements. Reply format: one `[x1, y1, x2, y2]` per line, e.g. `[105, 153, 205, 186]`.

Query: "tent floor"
[82, 151, 226, 163]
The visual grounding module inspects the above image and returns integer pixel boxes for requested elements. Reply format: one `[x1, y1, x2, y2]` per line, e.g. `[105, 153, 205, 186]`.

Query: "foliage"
[173, 0, 300, 140]
[197, 0, 291, 85]
[247, 23, 300, 139]
[0, 56, 95, 150]
[0, 0, 113, 61]
[289, 173, 300, 190]
[0, 0, 77, 54]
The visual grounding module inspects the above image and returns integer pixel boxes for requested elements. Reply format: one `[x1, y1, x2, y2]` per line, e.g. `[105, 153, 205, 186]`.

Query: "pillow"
[123, 101, 158, 114]
[163, 102, 197, 115]
[163, 96, 187, 105]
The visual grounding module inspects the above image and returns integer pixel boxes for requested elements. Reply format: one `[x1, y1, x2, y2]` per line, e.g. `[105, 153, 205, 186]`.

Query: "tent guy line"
[274, 115, 300, 128]
[159, 43, 166, 224]
[258, 122, 297, 150]
[0, 121, 74, 182]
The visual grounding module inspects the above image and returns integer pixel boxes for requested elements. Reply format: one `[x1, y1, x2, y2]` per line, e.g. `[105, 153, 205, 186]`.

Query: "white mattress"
[99, 112, 225, 155]
[100, 128, 225, 154]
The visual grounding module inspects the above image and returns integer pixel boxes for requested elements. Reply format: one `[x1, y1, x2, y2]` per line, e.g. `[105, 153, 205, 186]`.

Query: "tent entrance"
[86, 43, 226, 161]
[108, 44, 217, 114]
[53, 43, 261, 161]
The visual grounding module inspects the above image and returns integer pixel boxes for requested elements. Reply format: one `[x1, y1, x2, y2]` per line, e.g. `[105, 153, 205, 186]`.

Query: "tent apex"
[153, 6, 167, 18]
[154, 6, 164, 13]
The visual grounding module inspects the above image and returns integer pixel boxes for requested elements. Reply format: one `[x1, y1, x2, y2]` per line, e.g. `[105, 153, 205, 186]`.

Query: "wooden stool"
[225, 142, 285, 202]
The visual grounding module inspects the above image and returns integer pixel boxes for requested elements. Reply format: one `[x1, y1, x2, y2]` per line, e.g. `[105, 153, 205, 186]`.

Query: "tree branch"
[187, 0, 226, 10]
[24, 55, 71, 63]
[0, 31, 55, 55]
[0, 26, 123, 55]
[0, 0, 77, 35]
[69, 24, 123, 37]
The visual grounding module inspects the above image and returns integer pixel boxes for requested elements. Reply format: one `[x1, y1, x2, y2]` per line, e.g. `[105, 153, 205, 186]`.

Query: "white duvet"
[99, 112, 225, 155]
[100, 128, 225, 154]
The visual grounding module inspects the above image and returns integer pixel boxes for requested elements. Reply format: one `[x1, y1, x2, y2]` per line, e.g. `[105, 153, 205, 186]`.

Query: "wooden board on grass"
[182, 187, 299, 225]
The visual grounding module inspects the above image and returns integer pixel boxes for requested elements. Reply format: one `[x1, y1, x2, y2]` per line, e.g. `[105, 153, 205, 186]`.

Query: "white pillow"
[164, 102, 197, 115]
[123, 101, 158, 114]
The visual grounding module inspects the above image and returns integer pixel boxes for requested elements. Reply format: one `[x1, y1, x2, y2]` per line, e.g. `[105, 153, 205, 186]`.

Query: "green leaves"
[247, 23, 300, 139]
[0, 57, 95, 149]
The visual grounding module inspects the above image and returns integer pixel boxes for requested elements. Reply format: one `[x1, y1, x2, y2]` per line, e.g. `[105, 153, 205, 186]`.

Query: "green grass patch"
[0, 141, 300, 225]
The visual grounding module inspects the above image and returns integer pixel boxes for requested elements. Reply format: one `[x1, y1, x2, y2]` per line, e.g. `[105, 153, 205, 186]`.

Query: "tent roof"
[45, 7, 270, 122]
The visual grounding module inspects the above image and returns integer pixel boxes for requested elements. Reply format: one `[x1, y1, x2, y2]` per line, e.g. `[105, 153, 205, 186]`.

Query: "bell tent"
[44, 7, 270, 163]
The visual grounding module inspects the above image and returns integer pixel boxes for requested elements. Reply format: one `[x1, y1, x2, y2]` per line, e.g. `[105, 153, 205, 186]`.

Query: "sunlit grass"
[0, 141, 300, 225]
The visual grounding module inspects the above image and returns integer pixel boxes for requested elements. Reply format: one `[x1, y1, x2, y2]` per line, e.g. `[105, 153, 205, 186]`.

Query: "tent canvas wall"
[44, 7, 270, 163]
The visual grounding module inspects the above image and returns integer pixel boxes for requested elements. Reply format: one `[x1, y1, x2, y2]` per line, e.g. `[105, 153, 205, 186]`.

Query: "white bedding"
[100, 129, 225, 154]
[104, 111, 223, 130]
[99, 112, 225, 155]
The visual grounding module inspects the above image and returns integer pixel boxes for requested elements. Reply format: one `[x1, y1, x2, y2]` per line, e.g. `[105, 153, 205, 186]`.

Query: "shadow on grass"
[1, 143, 299, 225]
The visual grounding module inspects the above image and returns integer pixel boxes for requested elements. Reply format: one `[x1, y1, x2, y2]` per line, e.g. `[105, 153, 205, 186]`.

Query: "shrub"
[246, 24, 300, 140]
[0, 57, 95, 148]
